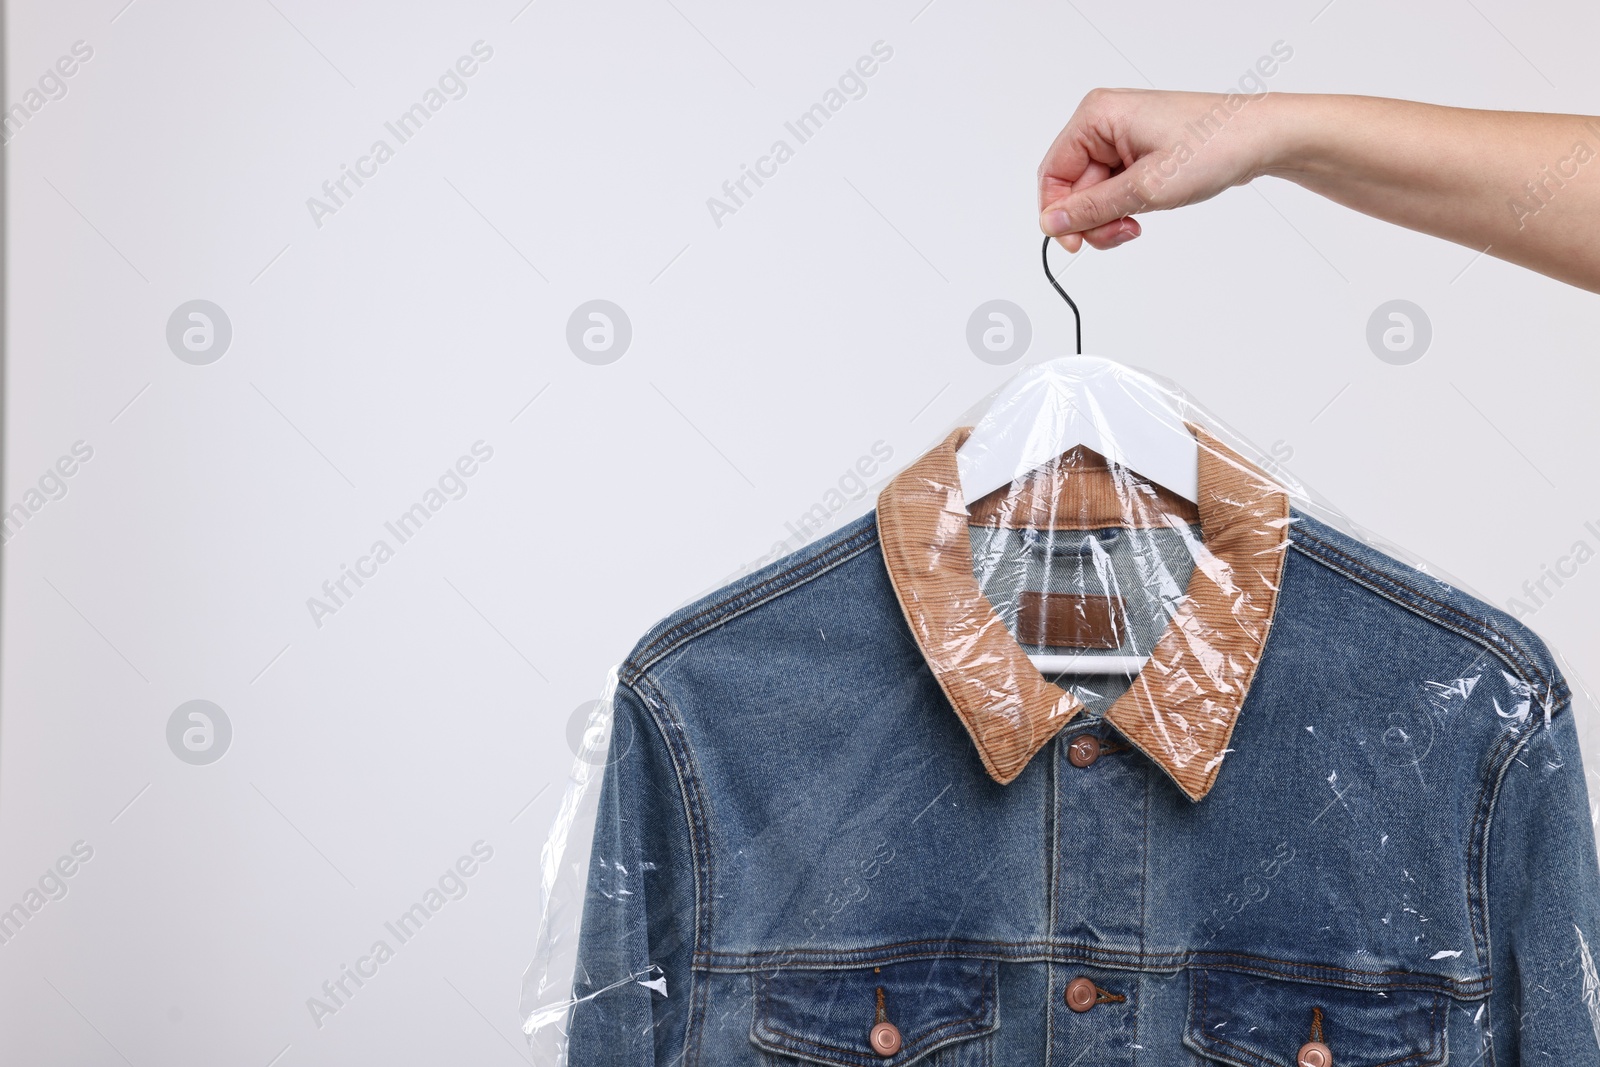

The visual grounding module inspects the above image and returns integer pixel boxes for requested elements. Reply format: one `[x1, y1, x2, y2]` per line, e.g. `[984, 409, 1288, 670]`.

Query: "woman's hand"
[1037, 89, 1600, 292]
[1038, 88, 1282, 252]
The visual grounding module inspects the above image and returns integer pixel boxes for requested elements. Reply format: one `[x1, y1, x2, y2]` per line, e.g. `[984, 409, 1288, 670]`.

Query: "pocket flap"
[1185, 968, 1448, 1067]
[751, 957, 997, 1067]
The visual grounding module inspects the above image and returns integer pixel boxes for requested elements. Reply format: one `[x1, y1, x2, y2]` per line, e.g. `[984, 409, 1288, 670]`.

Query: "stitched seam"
[703, 941, 1469, 976]
[698, 943, 1490, 996]
[1289, 528, 1550, 688]
[747, 974, 760, 1061]
[1470, 715, 1545, 1067]
[979, 966, 992, 1067]
[636, 675, 714, 959]
[629, 675, 714, 1067]
[1183, 966, 1200, 1060]
[622, 522, 879, 680]
[1129, 974, 1143, 1067]
[1045, 742, 1059, 1067]
[628, 519, 876, 667]
[1137, 756, 1152, 1067]
[1288, 529, 1565, 704]
[1466, 719, 1533, 972]
[615, 678, 704, 1067]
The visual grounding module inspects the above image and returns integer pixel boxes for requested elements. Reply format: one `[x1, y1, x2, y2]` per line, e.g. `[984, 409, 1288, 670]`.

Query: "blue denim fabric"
[567, 508, 1600, 1067]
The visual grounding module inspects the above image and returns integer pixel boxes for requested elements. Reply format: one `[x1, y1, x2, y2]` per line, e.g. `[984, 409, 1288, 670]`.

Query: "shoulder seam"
[1288, 528, 1568, 710]
[621, 520, 881, 683]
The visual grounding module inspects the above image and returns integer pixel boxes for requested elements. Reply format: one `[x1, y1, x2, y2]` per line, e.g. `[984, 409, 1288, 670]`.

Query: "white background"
[4, 1, 1599, 1064]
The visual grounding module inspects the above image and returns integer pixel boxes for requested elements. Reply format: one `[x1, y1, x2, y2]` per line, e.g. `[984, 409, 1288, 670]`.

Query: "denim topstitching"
[1471, 708, 1557, 1067]
[1287, 525, 1565, 706]
[694, 939, 1490, 998]
[622, 519, 881, 683]
[628, 673, 716, 1067]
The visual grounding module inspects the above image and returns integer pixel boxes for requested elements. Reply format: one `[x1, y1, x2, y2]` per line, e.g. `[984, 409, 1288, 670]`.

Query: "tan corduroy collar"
[875, 425, 1290, 801]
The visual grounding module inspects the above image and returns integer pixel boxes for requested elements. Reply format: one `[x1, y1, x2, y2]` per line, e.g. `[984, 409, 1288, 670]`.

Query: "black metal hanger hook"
[1041, 235, 1082, 355]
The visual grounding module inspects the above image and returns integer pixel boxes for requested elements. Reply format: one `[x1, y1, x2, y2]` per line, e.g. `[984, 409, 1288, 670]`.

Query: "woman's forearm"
[1262, 94, 1600, 290]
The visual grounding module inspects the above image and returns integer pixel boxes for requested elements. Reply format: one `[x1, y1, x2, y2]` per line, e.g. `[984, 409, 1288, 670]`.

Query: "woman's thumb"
[1041, 172, 1150, 236]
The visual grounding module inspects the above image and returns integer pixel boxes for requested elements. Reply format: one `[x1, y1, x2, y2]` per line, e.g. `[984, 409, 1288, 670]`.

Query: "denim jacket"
[566, 427, 1600, 1067]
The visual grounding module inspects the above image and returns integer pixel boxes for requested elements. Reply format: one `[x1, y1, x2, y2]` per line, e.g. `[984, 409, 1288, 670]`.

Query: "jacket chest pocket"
[1184, 967, 1448, 1067]
[750, 957, 998, 1067]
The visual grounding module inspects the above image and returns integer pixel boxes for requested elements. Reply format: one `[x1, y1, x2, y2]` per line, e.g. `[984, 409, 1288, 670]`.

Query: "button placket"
[1052, 714, 1147, 1063]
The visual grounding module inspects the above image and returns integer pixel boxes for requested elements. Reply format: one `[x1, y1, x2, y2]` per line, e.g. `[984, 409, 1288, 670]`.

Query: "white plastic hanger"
[955, 356, 1199, 509]
[954, 239, 1201, 676]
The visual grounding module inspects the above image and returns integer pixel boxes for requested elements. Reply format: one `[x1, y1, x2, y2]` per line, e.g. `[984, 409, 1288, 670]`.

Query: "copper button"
[869, 1021, 902, 1057]
[1067, 734, 1101, 768]
[1297, 1041, 1332, 1067]
[1064, 976, 1098, 1012]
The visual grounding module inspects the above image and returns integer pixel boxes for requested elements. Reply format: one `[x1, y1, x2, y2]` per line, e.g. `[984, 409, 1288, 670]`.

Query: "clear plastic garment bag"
[522, 278, 1600, 1067]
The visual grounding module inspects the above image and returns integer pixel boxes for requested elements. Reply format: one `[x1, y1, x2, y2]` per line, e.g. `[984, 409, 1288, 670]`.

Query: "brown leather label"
[1014, 591, 1125, 649]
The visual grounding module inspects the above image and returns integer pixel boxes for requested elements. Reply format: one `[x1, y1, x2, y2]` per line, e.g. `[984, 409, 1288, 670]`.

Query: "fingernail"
[1109, 229, 1137, 246]
[1043, 210, 1069, 234]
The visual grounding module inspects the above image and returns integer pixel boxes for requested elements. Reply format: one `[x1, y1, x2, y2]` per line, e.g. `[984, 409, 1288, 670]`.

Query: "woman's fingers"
[1039, 89, 1273, 250]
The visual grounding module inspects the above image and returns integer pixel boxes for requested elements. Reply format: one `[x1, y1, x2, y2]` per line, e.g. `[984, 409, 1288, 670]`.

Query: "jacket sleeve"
[1486, 703, 1600, 1063]
[566, 679, 696, 1067]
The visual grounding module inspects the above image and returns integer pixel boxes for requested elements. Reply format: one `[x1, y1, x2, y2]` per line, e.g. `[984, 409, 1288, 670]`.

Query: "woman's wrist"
[1248, 92, 1329, 184]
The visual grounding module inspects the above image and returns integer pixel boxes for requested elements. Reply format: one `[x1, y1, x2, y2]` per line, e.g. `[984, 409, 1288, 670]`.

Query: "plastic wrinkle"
[1578, 925, 1600, 1049]
[522, 965, 667, 1035]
